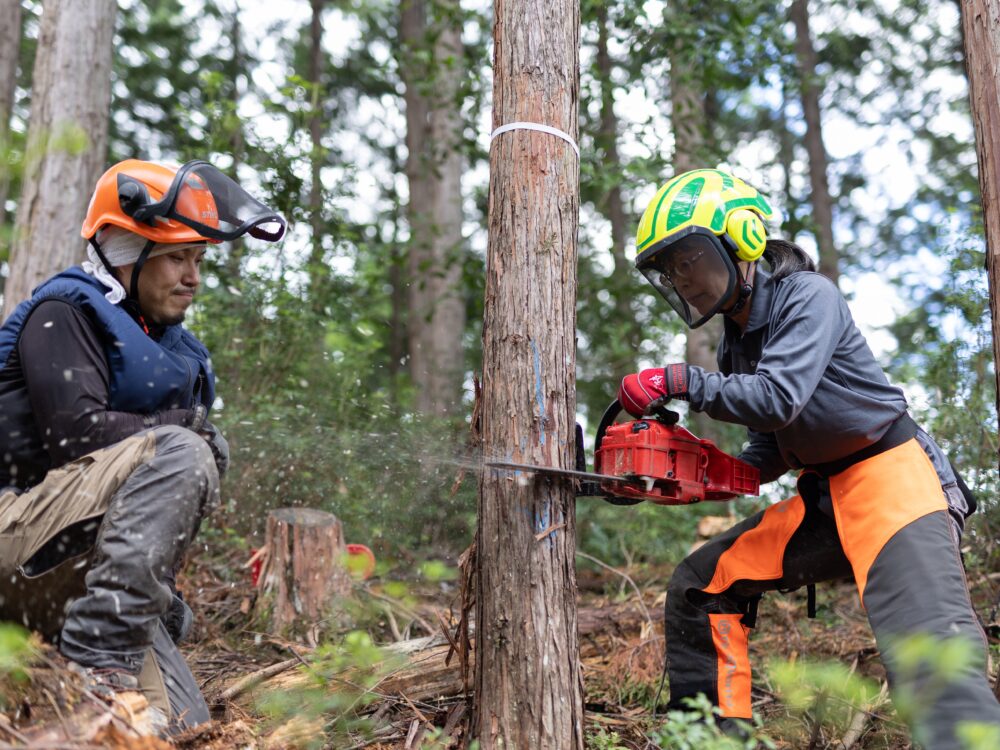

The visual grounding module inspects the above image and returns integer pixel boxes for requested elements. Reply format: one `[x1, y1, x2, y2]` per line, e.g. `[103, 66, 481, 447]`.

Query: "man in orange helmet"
[0, 160, 285, 732]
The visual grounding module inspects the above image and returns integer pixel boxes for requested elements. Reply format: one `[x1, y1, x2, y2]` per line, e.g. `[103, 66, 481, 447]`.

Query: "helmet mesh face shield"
[636, 229, 738, 328]
[125, 161, 286, 242]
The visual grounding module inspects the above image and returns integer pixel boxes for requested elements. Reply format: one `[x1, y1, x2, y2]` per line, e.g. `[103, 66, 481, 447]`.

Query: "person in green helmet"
[617, 168, 1000, 748]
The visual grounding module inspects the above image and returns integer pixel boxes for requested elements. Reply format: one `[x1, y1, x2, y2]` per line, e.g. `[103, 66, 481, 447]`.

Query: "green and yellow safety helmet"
[634, 169, 774, 328]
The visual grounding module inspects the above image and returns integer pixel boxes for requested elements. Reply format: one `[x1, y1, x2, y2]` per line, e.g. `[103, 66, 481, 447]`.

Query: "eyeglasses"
[658, 249, 706, 285]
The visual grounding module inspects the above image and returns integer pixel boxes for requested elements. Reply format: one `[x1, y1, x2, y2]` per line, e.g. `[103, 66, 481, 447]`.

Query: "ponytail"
[761, 238, 816, 282]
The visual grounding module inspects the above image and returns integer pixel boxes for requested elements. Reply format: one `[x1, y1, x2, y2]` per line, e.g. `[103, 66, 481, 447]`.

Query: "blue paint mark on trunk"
[530, 339, 545, 446]
[534, 497, 557, 548]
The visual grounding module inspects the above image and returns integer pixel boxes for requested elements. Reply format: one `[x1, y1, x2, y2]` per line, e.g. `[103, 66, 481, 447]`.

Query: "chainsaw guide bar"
[484, 461, 649, 486]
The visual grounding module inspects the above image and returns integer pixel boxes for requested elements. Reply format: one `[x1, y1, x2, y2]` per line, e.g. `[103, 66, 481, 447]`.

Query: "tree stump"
[253, 507, 352, 634]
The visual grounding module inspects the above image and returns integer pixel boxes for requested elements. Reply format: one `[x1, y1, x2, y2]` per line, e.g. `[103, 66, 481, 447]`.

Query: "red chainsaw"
[487, 399, 759, 505]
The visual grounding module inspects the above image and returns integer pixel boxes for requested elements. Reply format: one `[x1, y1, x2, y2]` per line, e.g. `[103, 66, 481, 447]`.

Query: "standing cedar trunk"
[0, 0, 22, 243]
[669, 7, 722, 441]
[400, 0, 466, 419]
[306, 0, 330, 308]
[791, 0, 839, 285]
[4, 0, 116, 320]
[595, 5, 641, 372]
[777, 82, 803, 242]
[962, 2, 1000, 653]
[474, 0, 583, 745]
[309, 0, 324, 252]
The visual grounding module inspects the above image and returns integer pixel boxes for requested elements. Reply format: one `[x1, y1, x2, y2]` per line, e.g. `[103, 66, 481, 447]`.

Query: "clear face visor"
[636, 230, 738, 328]
[119, 160, 286, 242]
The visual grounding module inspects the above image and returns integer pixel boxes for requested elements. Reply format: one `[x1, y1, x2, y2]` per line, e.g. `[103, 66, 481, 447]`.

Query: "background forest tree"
[0, 0, 992, 565]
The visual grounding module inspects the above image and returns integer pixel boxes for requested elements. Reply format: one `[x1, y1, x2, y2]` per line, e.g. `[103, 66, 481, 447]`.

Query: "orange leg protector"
[664, 440, 1000, 749]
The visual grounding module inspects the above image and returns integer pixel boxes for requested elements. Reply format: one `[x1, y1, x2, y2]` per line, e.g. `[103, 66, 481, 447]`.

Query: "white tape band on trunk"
[489, 121, 580, 159]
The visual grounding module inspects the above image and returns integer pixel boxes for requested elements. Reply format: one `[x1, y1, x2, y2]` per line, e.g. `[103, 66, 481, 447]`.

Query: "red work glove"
[618, 364, 689, 417]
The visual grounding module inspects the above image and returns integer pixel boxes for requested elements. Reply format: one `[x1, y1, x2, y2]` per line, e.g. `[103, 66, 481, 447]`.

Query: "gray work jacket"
[688, 268, 909, 481]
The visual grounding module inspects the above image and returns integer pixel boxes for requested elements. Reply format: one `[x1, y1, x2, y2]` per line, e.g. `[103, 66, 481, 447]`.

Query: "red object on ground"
[249, 548, 264, 587]
[346, 543, 376, 580]
[594, 419, 759, 505]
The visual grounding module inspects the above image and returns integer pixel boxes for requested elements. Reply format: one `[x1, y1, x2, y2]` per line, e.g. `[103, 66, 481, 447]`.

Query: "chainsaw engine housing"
[594, 418, 759, 505]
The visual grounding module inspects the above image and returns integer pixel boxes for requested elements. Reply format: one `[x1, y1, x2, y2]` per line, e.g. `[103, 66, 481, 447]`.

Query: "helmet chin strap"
[128, 239, 156, 304]
[88, 237, 117, 278]
[119, 239, 157, 335]
[721, 261, 756, 317]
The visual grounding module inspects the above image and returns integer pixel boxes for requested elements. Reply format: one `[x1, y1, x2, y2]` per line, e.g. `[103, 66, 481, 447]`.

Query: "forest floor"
[2, 526, 998, 750]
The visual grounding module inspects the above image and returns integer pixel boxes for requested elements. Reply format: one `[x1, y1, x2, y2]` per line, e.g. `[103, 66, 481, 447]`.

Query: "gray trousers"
[665, 440, 1000, 750]
[0, 426, 220, 731]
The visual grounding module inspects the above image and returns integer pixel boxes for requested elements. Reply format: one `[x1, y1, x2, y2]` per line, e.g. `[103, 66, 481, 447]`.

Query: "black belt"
[807, 413, 917, 478]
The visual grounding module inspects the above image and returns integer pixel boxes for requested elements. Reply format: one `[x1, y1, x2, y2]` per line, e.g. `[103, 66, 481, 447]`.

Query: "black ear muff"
[117, 174, 153, 222]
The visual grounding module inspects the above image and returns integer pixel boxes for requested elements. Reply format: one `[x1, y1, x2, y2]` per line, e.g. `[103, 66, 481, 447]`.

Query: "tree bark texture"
[0, 0, 21, 135]
[221, 5, 247, 280]
[777, 81, 802, 242]
[960, 0, 1000, 528]
[595, 6, 641, 373]
[400, 0, 466, 418]
[668, 9, 723, 441]
[474, 0, 584, 745]
[308, 0, 325, 267]
[4, 0, 116, 320]
[253, 507, 352, 634]
[791, 0, 839, 285]
[0, 0, 22, 238]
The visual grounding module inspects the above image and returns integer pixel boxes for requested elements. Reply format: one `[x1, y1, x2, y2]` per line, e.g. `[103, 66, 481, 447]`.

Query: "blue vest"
[0, 267, 215, 414]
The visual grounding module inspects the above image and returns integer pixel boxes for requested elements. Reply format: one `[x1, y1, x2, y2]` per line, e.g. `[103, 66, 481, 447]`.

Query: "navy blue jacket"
[0, 268, 214, 488]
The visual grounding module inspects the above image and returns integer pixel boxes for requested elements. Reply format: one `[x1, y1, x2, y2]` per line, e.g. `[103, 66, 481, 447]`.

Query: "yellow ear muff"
[726, 209, 768, 262]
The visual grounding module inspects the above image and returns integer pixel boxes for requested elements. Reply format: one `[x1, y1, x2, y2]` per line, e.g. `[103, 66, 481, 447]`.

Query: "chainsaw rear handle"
[595, 399, 679, 450]
[644, 396, 680, 423]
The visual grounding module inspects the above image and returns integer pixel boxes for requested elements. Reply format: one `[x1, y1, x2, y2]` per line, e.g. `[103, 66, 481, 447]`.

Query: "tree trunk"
[0, 0, 22, 249]
[777, 80, 801, 243]
[3, 0, 116, 320]
[669, 8, 722, 440]
[474, 0, 583, 745]
[253, 507, 352, 635]
[400, 0, 466, 419]
[0, 0, 21, 143]
[388, 195, 408, 388]
[221, 4, 247, 282]
[308, 0, 325, 272]
[595, 5, 640, 373]
[961, 0, 1000, 557]
[791, 0, 839, 285]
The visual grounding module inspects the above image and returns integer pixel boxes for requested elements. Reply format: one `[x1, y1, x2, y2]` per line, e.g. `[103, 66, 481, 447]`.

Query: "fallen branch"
[838, 683, 889, 750]
[365, 590, 436, 636]
[0, 716, 31, 744]
[220, 657, 301, 701]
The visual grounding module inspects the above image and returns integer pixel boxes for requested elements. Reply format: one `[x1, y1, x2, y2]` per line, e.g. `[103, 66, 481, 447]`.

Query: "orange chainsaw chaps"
[709, 613, 752, 718]
[828, 438, 947, 604]
[702, 496, 806, 595]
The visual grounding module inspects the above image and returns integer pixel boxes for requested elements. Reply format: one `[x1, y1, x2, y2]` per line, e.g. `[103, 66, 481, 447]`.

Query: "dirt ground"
[2, 535, 998, 749]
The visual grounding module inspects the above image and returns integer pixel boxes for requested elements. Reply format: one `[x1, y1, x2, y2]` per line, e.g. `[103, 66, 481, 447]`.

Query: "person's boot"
[68, 661, 140, 698]
[67, 661, 168, 736]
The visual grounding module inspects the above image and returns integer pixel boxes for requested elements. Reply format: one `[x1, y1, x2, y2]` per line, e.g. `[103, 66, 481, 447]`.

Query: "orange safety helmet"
[81, 160, 222, 245]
